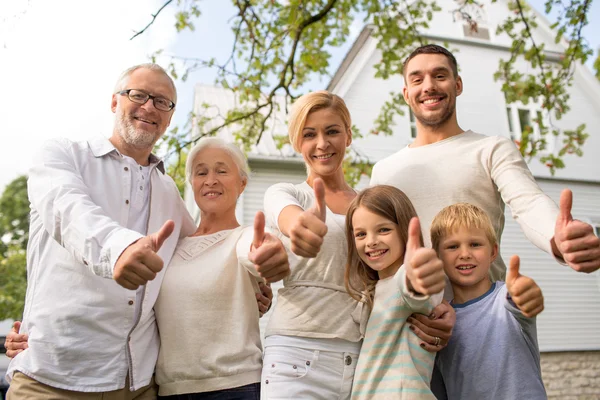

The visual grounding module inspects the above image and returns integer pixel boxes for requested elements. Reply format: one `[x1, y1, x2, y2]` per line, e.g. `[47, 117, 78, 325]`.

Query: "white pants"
[260, 344, 359, 400]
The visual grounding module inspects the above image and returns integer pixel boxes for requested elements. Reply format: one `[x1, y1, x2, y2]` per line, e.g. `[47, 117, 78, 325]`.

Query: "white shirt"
[7, 136, 196, 392]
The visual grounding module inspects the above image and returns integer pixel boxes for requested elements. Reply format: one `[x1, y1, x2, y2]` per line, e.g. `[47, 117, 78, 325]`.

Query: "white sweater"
[154, 226, 263, 396]
[371, 130, 559, 281]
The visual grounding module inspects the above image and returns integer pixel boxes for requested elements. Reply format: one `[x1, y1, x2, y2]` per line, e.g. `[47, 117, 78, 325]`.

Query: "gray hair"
[113, 63, 177, 103]
[186, 137, 250, 184]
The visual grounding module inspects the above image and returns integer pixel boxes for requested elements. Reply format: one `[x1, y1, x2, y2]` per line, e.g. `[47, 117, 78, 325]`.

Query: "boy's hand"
[404, 217, 446, 295]
[553, 189, 600, 273]
[288, 178, 328, 258]
[506, 255, 544, 318]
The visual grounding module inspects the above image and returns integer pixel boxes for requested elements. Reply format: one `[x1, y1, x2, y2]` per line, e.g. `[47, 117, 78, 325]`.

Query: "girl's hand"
[404, 217, 446, 295]
[408, 301, 456, 352]
[506, 255, 544, 318]
[288, 178, 328, 258]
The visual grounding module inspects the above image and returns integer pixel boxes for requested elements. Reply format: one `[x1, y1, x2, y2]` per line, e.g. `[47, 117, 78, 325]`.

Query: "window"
[409, 109, 417, 138]
[456, 4, 491, 41]
[506, 104, 554, 153]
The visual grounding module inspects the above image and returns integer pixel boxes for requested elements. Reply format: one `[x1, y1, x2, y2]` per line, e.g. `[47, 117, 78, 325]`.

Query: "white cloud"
[0, 0, 180, 190]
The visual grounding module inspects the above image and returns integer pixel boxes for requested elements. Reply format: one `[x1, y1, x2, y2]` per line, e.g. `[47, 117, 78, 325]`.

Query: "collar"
[87, 136, 165, 174]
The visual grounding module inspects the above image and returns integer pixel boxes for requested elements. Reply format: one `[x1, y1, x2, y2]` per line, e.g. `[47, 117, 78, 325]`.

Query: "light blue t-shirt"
[431, 282, 547, 400]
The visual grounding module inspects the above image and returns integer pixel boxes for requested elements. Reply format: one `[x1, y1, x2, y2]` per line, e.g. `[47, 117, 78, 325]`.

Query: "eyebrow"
[194, 162, 229, 169]
[408, 66, 451, 77]
[303, 124, 342, 131]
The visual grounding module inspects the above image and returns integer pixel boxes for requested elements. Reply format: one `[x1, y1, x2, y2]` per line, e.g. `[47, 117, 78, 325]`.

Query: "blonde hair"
[288, 90, 352, 153]
[430, 203, 498, 252]
[345, 185, 421, 307]
[185, 137, 250, 184]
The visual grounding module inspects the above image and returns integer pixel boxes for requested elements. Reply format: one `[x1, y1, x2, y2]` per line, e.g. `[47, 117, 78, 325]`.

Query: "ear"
[240, 176, 248, 193]
[111, 94, 118, 113]
[455, 75, 463, 96]
[346, 128, 353, 147]
[402, 85, 409, 103]
[490, 243, 499, 262]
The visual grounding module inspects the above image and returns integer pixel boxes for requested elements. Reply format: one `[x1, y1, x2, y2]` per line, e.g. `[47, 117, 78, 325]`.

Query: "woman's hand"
[288, 178, 328, 258]
[4, 321, 28, 358]
[256, 282, 273, 317]
[408, 301, 455, 352]
[250, 211, 290, 283]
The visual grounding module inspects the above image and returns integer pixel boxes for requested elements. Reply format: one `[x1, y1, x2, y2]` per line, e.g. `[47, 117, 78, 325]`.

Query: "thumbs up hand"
[113, 220, 175, 290]
[553, 189, 600, 273]
[506, 255, 544, 318]
[404, 218, 446, 296]
[289, 178, 328, 258]
[249, 211, 290, 283]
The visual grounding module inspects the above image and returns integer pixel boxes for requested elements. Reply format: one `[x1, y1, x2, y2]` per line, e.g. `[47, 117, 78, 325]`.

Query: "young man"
[370, 44, 600, 350]
[4, 64, 277, 399]
[429, 203, 546, 399]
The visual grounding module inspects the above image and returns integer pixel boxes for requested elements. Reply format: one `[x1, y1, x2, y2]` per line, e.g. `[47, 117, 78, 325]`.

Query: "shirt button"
[345, 355, 352, 365]
[128, 300, 134, 305]
[139, 166, 142, 170]
[125, 200, 129, 205]
[140, 186, 143, 190]
[124, 167, 129, 171]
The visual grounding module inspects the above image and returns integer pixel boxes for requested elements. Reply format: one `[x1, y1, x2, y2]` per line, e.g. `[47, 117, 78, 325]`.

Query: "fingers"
[256, 282, 273, 317]
[407, 248, 445, 295]
[289, 213, 327, 257]
[506, 255, 520, 289]
[251, 235, 290, 283]
[311, 178, 326, 222]
[253, 211, 266, 249]
[406, 217, 422, 252]
[152, 220, 175, 251]
[558, 189, 573, 226]
[509, 275, 544, 317]
[5, 322, 29, 359]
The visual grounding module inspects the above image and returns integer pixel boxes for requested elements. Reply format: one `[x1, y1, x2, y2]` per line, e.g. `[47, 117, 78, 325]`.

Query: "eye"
[327, 129, 340, 135]
[217, 170, 227, 174]
[354, 231, 366, 239]
[130, 92, 147, 101]
[446, 244, 458, 250]
[196, 170, 207, 176]
[378, 227, 391, 233]
[303, 132, 315, 139]
[471, 242, 482, 248]
[412, 78, 422, 84]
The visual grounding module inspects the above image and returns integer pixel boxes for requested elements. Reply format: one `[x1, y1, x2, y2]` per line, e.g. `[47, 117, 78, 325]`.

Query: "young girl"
[345, 185, 446, 399]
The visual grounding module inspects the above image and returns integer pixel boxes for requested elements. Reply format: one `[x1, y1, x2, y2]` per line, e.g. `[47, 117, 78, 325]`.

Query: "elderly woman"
[154, 137, 289, 399]
[5, 137, 290, 400]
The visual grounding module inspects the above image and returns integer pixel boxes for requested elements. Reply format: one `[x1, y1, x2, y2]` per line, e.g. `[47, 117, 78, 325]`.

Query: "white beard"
[116, 111, 159, 149]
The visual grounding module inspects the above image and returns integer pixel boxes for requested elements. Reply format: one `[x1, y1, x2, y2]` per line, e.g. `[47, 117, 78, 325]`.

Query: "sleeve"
[501, 284, 536, 331]
[369, 161, 382, 186]
[394, 266, 443, 315]
[488, 136, 559, 256]
[27, 138, 144, 279]
[263, 182, 305, 232]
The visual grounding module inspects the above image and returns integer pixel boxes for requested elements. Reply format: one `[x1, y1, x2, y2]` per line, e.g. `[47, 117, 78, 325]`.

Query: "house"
[189, 0, 600, 396]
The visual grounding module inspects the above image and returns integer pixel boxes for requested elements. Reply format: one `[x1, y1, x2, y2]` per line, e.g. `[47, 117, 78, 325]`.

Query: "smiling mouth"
[134, 116, 157, 125]
[203, 191, 222, 198]
[456, 264, 476, 270]
[313, 153, 334, 160]
[367, 249, 388, 258]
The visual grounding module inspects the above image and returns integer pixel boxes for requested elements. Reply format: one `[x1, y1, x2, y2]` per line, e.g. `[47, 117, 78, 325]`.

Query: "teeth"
[368, 249, 387, 257]
[423, 99, 439, 104]
[457, 265, 475, 270]
[314, 154, 333, 160]
[205, 192, 220, 197]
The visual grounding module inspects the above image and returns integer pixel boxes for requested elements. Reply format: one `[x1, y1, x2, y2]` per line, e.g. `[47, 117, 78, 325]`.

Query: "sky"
[0, 0, 598, 192]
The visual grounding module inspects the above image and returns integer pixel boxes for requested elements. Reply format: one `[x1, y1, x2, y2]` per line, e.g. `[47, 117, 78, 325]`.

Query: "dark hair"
[344, 185, 422, 307]
[403, 44, 458, 78]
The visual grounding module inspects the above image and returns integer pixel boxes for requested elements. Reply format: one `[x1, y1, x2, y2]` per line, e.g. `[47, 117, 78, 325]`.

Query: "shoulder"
[265, 181, 310, 200]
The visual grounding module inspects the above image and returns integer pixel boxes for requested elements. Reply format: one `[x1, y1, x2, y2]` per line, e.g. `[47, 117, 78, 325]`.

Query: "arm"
[264, 180, 328, 258]
[29, 139, 144, 278]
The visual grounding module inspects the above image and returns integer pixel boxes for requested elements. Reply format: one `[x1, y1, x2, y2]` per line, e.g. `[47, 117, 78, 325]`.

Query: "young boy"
[429, 203, 547, 400]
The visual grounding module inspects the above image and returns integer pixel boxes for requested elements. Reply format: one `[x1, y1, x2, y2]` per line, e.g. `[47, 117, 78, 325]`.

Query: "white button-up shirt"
[7, 136, 196, 392]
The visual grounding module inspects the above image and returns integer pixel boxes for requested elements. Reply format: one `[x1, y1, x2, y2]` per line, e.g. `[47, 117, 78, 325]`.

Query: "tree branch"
[131, 0, 173, 40]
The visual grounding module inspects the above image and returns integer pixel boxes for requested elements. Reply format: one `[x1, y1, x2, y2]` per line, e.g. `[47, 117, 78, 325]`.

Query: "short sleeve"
[263, 182, 305, 231]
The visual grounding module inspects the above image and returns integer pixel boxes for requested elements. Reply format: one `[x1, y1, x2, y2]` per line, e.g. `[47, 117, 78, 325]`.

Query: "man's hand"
[256, 282, 273, 317]
[408, 301, 456, 352]
[113, 220, 175, 290]
[4, 321, 28, 358]
[553, 189, 600, 273]
[249, 211, 290, 283]
[506, 255, 544, 318]
[288, 178, 328, 258]
[404, 218, 446, 295]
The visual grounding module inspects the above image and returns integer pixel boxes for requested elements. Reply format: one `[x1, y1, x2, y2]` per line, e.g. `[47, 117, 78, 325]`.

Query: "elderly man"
[5, 64, 276, 399]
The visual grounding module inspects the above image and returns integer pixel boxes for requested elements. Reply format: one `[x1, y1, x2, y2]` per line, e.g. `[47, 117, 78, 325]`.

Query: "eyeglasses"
[116, 89, 175, 112]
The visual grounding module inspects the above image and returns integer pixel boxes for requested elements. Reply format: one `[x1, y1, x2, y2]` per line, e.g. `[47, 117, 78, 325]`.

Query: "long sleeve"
[28, 138, 143, 278]
[488, 136, 558, 255]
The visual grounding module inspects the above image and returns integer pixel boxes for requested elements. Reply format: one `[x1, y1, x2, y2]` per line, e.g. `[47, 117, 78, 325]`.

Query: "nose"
[316, 132, 329, 150]
[422, 75, 437, 93]
[366, 233, 378, 248]
[458, 245, 471, 259]
[204, 171, 218, 186]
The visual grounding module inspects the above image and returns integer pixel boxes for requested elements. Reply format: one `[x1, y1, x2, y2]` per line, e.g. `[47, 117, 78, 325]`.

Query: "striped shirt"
[351, 266, 443, 399]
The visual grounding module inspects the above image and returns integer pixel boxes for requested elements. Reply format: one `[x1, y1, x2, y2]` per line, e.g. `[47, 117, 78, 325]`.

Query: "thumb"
[253, 211, 266, 248]
[558, 189, 573, 226]
[311, 178, 326, 222]
[506, 255, 521, 287]
[12, 321, 21, 333]
[151, 220, 175, 252]
[406, 217, 422, 252]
